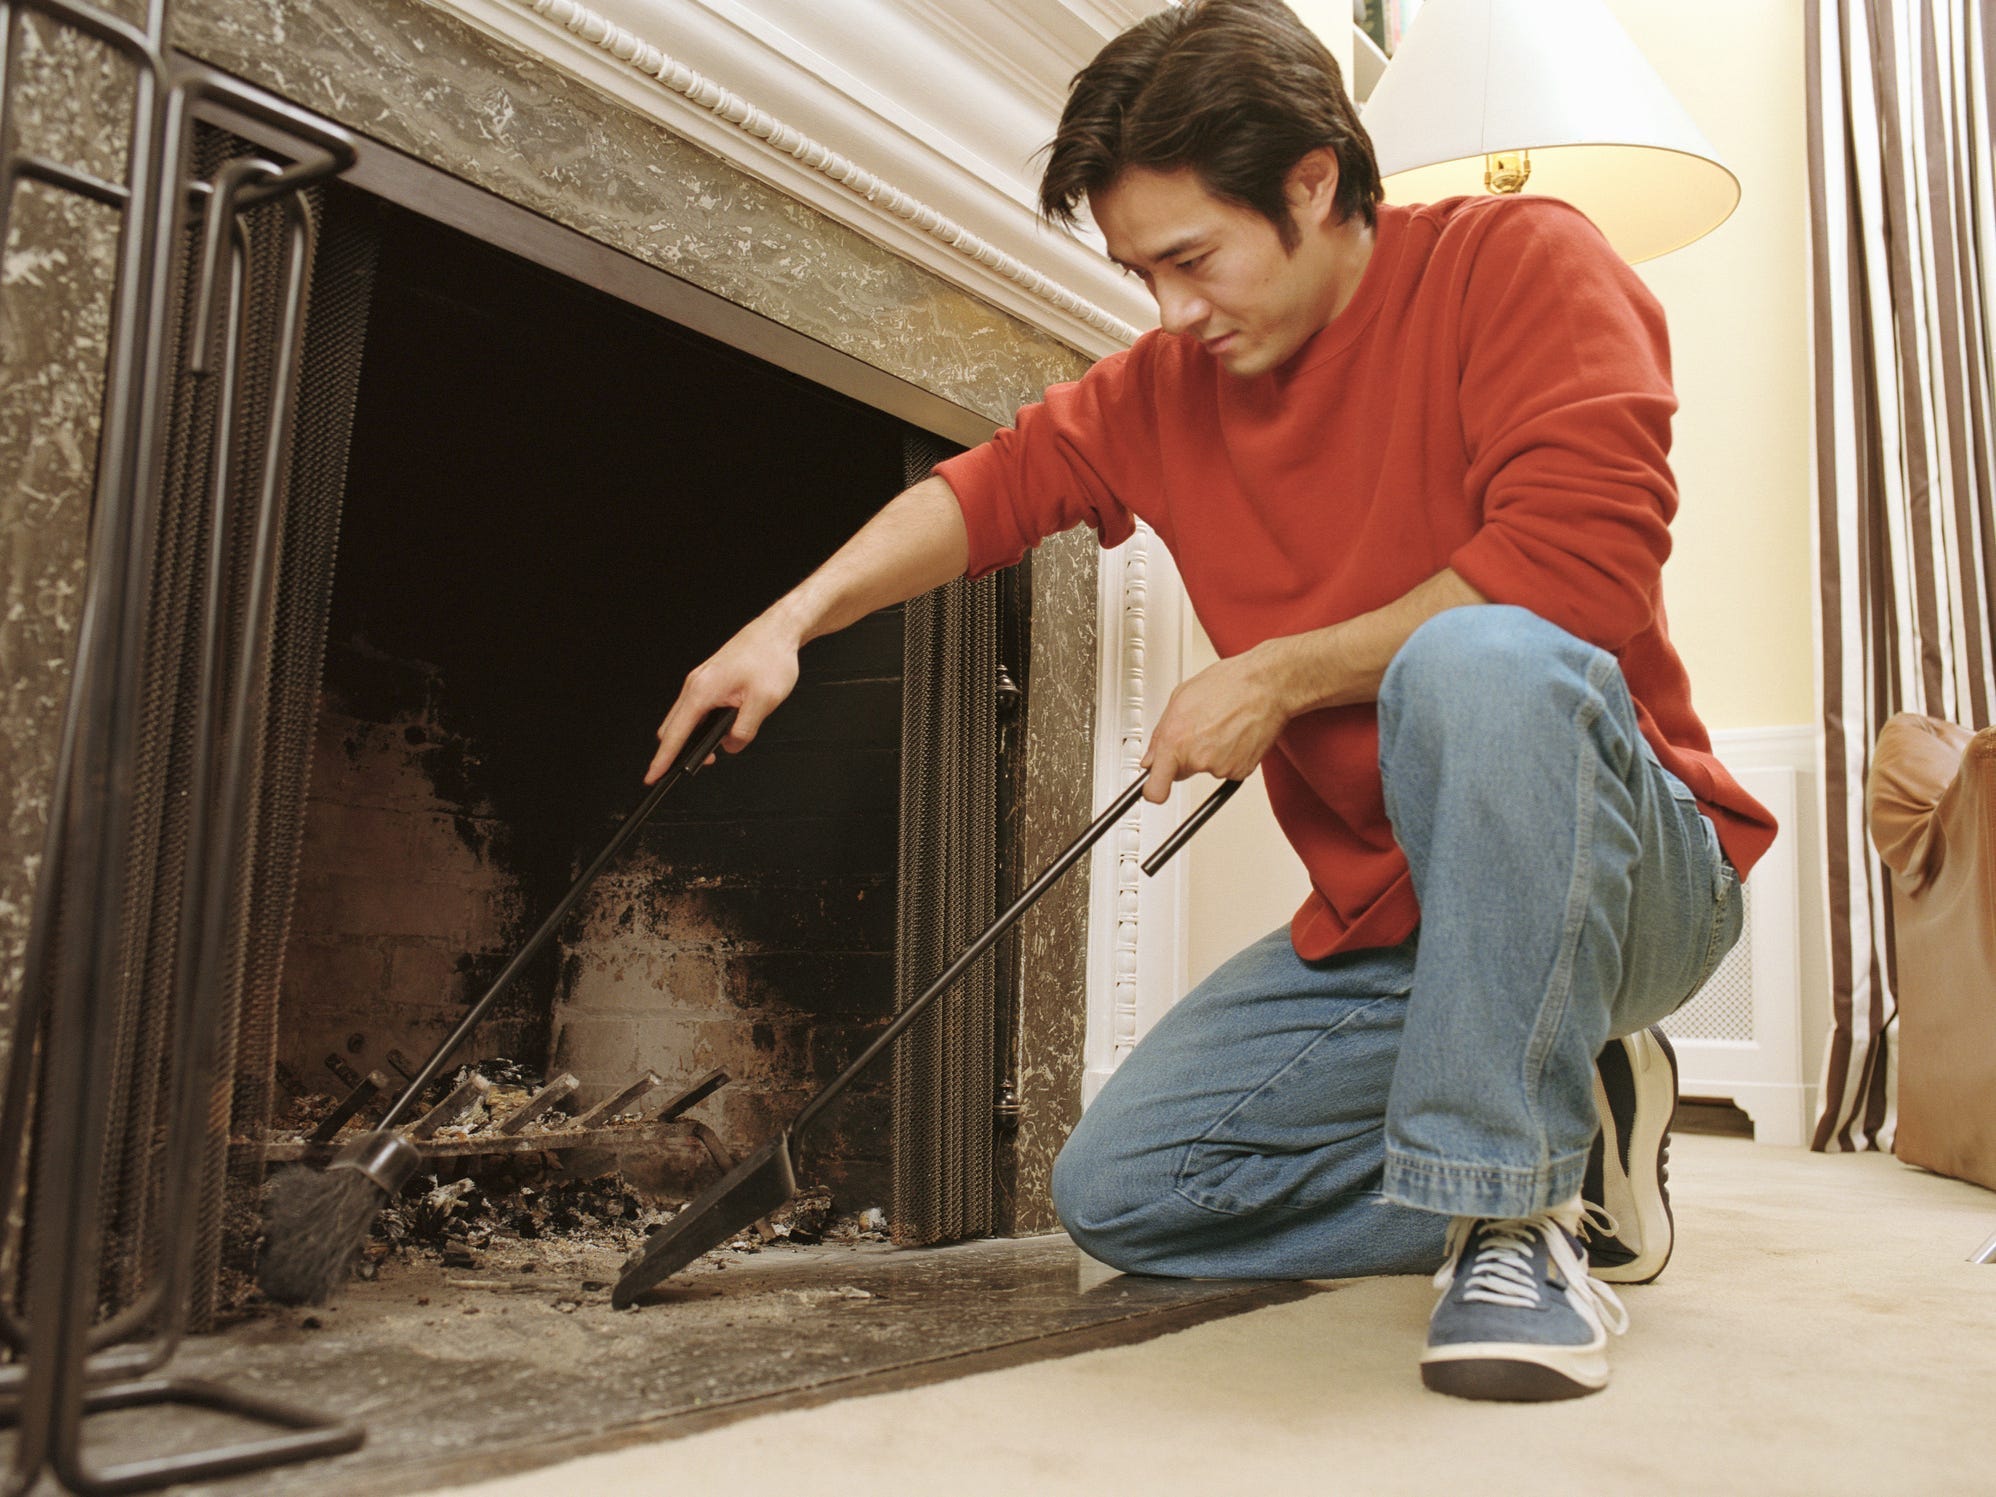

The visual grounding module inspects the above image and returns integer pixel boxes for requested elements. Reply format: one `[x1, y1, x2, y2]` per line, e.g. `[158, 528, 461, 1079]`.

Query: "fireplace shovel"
[610, 770, 1241, 1307]
[258, 707, 739, 1305]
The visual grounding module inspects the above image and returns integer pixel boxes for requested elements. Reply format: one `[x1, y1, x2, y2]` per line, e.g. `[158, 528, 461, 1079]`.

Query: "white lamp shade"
[1359, 0, 1740, 263]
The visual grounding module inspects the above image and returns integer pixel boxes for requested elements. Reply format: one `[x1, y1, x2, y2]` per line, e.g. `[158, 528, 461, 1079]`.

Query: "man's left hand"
[1140, 649, 1288, 803]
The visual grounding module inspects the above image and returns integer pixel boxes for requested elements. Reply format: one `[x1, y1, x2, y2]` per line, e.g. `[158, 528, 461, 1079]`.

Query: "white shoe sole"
[1591, 1027, 1678, 1284]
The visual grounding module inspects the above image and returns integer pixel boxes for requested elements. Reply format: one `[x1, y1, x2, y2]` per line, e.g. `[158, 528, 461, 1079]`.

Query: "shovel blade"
[612, 1133, 798, 1307]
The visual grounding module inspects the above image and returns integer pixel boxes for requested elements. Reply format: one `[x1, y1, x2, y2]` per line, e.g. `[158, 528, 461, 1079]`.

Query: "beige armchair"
[1866, 713, 1996, 1209]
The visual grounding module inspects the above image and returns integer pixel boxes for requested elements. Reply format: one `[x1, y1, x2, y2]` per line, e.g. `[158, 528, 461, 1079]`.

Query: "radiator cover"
[1659, 763, 1810, 1144]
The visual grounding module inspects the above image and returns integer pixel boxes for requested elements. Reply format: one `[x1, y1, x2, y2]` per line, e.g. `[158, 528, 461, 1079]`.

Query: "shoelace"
[1433, 1212, 1631, 1334]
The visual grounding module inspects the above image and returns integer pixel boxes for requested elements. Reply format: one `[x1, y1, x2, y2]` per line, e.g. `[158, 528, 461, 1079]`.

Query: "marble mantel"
[437, 0, 1158, 357]
[166, 0, 1142, 421]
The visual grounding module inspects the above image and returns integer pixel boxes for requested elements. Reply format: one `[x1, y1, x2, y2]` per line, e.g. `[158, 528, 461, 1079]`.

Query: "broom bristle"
[259, 1165, 390, 1305]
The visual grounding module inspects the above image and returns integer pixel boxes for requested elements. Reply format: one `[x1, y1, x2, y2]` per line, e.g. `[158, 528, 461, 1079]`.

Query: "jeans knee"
[1051, 1132, 1170, 1273]
[1381, 605, 1597, 739]
[1386, 604, 1570, 696]
[1050, 1134, 1119, 1245]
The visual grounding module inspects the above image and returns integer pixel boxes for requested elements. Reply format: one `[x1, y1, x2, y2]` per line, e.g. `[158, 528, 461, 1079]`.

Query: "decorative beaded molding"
[525, 0, 1143, 346]
[1109, 525, 1152, 1067]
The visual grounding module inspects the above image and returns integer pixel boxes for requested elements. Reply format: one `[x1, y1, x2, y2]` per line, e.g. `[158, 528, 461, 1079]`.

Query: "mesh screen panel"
[1662, 881, 1758, 1044]
[33, 143, 377, 1331]
[92, 123, 277, 1321]
[197, 184, 379, 1325]
[891, 432, 999, 1246]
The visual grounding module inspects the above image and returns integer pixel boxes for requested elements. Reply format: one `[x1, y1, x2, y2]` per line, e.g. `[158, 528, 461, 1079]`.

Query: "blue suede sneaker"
[1420, 1209, 1629, 1402]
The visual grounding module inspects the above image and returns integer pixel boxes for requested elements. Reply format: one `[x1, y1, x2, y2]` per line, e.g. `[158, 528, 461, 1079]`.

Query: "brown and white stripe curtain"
[1806, 0, 1996, 1151]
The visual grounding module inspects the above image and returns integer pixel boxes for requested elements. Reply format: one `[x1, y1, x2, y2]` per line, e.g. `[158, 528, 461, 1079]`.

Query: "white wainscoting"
[1082, 524, 1190, 1108]
[1664, 725, 1828, 1145]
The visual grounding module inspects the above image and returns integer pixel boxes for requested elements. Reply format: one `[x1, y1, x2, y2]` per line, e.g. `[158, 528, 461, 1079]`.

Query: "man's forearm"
[766, 474, 970, 646]
[1249, 567, 1489, 715]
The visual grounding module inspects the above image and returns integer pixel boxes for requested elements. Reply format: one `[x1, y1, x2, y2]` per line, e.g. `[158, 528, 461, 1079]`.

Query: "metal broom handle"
[375, 707, 738, 1132]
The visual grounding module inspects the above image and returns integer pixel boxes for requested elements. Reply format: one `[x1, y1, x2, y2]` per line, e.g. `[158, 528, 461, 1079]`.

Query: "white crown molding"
[434, 0, 1157, 357]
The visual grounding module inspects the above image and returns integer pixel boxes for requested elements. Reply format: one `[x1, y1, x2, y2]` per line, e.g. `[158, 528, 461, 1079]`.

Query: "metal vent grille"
[1662, 881, 1756, 1044]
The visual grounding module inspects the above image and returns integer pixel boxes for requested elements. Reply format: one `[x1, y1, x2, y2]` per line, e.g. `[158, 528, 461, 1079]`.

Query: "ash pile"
[362, 1173, 886, 1279]
[240, 1058, 888, 1309]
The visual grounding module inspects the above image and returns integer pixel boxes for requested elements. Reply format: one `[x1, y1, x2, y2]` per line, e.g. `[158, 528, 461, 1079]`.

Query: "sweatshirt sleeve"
[1446, 200, 1678, 653]
[932, 336, 1163, 579]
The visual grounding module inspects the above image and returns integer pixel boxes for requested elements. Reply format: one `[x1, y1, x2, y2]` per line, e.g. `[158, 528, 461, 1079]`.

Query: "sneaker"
[1583, 1026, 1679, 1284]
[1421, 1210, 1629, 1402]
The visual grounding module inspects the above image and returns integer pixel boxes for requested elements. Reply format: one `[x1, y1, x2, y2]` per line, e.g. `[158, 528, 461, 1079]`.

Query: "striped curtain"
[1806, 0, 1996, 1151]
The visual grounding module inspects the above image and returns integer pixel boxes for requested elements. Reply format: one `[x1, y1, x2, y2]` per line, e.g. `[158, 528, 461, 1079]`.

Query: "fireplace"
[0, 0, 1125, 1483]
[71, 142, 1043, 1329]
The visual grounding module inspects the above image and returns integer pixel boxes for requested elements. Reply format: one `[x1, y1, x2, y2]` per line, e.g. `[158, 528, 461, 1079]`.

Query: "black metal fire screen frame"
[0, 1, 368, 1488]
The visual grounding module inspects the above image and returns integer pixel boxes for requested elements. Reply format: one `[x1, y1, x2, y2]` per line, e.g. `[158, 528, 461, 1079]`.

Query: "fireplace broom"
[610, 769, 1241, 1307]
[257, 706, 739, 1305]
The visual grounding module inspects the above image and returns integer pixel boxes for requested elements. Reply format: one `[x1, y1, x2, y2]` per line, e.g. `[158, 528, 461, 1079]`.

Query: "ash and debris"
[267, 1088, 342, 1137]
[236, 1061, 887, 1322]
[261, 1059, 712, 1170]
[363, 1176, 876, 1273]
[268, 1059, 569, 1144]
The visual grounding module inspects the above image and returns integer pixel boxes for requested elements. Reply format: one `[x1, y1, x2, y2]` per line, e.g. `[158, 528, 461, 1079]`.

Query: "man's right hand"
[646, 613, 802, 783]
[645, 475, 971, 783]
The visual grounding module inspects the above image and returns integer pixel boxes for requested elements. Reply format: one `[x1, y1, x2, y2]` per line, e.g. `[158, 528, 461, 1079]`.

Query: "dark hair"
[1039, 0, 1381, 248]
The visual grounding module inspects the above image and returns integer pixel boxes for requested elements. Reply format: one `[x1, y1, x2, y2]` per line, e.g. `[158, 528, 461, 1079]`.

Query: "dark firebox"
[272, 199, 918, 1217]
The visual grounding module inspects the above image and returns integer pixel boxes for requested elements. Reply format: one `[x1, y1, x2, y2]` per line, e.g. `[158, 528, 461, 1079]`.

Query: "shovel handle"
[792, 770, 1240, 1140]
[377, 707, 736, 1131]
[1141, 777, 1242, 875]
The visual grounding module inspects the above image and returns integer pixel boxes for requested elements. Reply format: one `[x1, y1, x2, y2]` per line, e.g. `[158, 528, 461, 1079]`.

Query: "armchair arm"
[1868, 712, 1978, 894]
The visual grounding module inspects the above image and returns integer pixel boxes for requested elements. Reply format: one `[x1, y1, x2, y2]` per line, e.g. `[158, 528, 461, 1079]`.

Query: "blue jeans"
[1051, 606, 1744, 1279]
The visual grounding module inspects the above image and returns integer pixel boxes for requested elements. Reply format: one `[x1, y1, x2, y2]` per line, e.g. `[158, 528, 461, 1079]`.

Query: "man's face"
[1090, 165, 1344, 378]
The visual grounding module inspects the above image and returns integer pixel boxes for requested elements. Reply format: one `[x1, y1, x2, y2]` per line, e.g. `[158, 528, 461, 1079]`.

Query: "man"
[648, 0, 1775, 1402]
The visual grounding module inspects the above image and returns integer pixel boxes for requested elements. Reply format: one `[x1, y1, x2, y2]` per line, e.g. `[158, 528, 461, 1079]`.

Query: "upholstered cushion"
[1867, 713, 1996, 1191]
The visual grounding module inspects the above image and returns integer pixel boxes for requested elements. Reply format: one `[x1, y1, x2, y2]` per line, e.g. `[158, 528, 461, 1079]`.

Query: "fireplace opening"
[184, 180, 1006, 1316]
[278, 193, 908, 1200]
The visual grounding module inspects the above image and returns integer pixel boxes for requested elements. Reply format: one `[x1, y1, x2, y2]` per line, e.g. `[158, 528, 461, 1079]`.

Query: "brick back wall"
[280, 645, 538, 1098]
[553, 610, 902, 1207]
[281, 617, 903, 1208]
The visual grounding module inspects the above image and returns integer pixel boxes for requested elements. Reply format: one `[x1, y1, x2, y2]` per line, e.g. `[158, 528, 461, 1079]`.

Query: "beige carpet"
[419, 1135, 1996, 1496]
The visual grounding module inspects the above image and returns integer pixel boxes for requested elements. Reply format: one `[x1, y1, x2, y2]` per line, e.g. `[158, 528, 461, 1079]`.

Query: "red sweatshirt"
[934, 195, 1778, 960]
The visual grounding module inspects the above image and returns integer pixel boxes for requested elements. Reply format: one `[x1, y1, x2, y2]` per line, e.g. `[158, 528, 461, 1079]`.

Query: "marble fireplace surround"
[158, 0, 1193, 1230]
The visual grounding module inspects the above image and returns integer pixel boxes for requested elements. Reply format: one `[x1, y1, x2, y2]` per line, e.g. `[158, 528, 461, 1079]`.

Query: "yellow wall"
[1610, 0, 1815, 733]
[1183, 2, 1815, 984]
